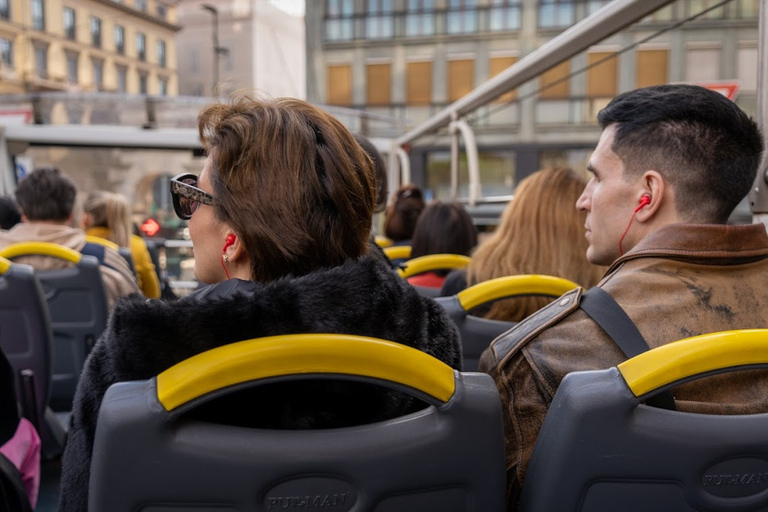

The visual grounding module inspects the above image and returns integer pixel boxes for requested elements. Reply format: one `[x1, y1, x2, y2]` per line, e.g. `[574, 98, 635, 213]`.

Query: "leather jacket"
[479, 223, 768, 510]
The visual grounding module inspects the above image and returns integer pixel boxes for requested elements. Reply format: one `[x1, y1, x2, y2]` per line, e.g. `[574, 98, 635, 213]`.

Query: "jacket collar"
[607, 223, 768, 273]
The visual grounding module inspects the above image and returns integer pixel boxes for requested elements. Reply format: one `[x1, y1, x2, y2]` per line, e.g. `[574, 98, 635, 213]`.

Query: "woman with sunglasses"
[59, 96, 462, 511]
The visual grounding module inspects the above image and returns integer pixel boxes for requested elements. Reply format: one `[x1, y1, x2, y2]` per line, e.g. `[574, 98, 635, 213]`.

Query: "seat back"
[434, 275, 580, 371]
[519, 329, 768, 512]
[84, 235, 136, 277]
[398, 253, 471, 298]
[0, 242, 108, 412]
[90, 334, 506, 512]
[383, 244, 412, 266]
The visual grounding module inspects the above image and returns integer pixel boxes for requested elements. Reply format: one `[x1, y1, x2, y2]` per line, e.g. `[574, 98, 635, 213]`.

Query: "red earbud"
[637, 194, 651, 210]
[223, 234, 236, 252]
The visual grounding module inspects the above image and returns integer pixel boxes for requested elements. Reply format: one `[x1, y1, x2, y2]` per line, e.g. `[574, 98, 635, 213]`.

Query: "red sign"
[696, 81, 741, 101]
[141, 218, 160, 237]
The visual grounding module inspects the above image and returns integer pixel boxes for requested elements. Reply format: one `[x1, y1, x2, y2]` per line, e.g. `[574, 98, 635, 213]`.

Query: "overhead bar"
[396, 0, 677, 146]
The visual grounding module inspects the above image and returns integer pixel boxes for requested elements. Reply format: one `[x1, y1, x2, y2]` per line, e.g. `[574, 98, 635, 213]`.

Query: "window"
[407, 61, 432, 105]
[92, 58, 103, 90]
[325, 0, 354, 41]
[0, 0, 9, 20]
[490, 56, 518, 101]
[139, 72, 148, 94]
[586, 0, 611, 16]
[448, 59, 474, 102]
[157, 40, 166, 67]
[31, 0, 45, 31]
[447, 0, 477, 35]
[136, 32, 146, 61]
[66, 52, 78, 83]
[405, 0, 435, 36]
[687, 0, 724, 19]
[327, 64, 352, 106]
[157, 3, 167, 19]
[685, 47, 720, 83]
[90, 16, 101, 47]
[586, 52, 617, 97]
[737, 46, 757, 93]
[0, 38, 12, 67]
[158, 77, 168, 96]
[538, 0, 574, 28]
[366, 63, 391, 106]
[366, 0, 393, 39]
[135, 0, 147, 11]
[63, 7, 76, 40]
[636, 49, 668, 88]
[114, 25, 125, 54]
[735, 0, 759, 18]
[116, 65, 127, 93]
[539, 60, 570, 99]
[490, 0, 521, 31]
[34, 44, 47, 78]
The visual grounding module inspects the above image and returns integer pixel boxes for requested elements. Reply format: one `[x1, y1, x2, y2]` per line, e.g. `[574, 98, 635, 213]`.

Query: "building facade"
[306, 0, 760, 201]
[0, 0, 179, 96]
[176, 0, 305, 99]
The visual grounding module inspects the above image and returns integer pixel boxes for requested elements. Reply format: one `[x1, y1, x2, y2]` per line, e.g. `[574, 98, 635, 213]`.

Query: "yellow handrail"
[375, 236, 394, 248]
[0, 242, 82, 264]
[0, 256, 11, 274]
[619, 329, 768, 397]
[397, 254, 471, 278]
[157, 334, 456, 411]
[458, 275, 580, 311]
[383, 245, 412, 261]
[85, 235, 120, 251]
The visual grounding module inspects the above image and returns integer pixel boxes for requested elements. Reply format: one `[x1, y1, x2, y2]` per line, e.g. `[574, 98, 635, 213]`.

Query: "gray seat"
[434, 275, 579, 371]
[0, 258, 65, 459]
[0, 242, 108, 413]
[90, 334, 506, 511]
[519, 329, 768, 512]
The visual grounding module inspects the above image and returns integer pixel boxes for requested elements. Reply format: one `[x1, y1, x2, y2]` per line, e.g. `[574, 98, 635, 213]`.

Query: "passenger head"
[577, 84, 764, 266]
[15, 168, 78, 223]
[384, 185, 425, 242]
[410, 201, 477, 259]
[82, 191, 132, 247]
[469, 168, 605, 322]
[354, 133, 388, 214]
[176, 96, 376, 284]
[0, 197, 21, 230]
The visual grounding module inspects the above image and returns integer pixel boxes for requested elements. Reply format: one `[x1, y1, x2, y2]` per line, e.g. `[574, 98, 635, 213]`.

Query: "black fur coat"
[58, 256, 461, 511]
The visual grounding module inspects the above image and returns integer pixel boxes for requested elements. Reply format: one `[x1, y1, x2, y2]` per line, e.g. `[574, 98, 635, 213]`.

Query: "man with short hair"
[0, 168, 139, 308]
[479, 84, 768, 510]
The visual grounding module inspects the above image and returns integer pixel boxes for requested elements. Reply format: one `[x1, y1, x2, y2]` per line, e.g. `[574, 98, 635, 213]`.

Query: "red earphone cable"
[221, 256, 231, 280]
[618, 197, 650, 257]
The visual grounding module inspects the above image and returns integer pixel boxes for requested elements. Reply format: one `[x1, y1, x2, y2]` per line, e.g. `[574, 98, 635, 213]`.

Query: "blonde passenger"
[443, 168, 605, 322]
[82, 191, 161, 299]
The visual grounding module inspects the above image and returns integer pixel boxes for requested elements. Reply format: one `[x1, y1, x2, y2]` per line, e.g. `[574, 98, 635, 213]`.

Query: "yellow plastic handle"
[397, 254, 471, 278]
[0, 256, 11, 274]
[457, 275, 580, 311]
[85, 235, 119, 251]
[383, 245, 412, 261]
[619, 329, 768, 397]
[375, 236, 393, 248]
[0, 242, 82, 264]
[157, 334, 456, 411]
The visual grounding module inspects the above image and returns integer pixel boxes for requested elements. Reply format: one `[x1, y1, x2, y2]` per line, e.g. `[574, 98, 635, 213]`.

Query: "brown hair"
[383, 185, 425, 242]
[467, 168, 605, 322]
[198, 96, 376, 282]
[410, 201, 477, 259]
[83, 191, 132, 247]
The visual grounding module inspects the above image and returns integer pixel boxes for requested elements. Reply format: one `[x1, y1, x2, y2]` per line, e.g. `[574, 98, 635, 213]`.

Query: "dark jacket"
[59, 256, 461, 511]
[479, 223, 768, 511]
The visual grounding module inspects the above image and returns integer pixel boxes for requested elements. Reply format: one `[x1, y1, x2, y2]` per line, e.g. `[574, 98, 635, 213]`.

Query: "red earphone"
[221, 234, 236, 279]
[620, 195, 651, 257]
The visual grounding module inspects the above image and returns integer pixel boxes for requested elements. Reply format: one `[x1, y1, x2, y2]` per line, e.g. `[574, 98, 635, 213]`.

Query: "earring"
[222, 254, 229, 262]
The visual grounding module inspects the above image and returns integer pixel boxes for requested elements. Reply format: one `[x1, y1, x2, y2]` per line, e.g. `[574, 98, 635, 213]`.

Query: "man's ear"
[634, 170, 666, 223]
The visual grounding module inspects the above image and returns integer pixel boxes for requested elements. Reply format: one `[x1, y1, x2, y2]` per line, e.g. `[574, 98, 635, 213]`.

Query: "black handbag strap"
[580, 287, 676, 410]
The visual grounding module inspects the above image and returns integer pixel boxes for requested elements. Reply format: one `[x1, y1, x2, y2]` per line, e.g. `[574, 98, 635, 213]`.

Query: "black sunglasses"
[170, 173, 219, 220]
